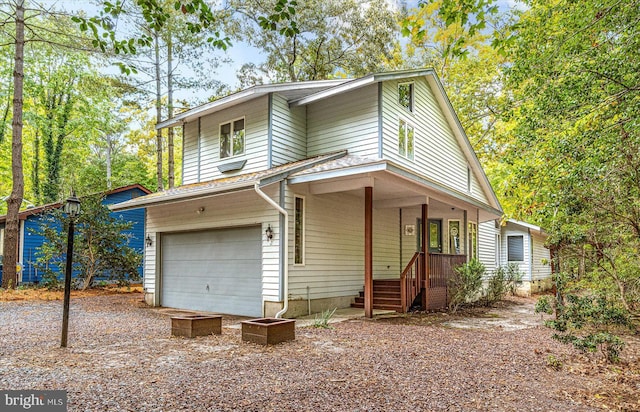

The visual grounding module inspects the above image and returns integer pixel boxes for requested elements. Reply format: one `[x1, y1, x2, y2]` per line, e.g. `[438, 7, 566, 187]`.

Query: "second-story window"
[398, 82, 414, 112]
[398, 119, 414, 160]
[220, 118, 245, 159]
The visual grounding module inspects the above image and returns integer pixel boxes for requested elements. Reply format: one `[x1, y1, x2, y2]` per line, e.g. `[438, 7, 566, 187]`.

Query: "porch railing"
[428, 254, 467, 287]
[400, 252, 424, 313]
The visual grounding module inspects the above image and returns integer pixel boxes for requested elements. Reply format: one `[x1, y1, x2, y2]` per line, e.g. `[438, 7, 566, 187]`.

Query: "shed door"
[161, 226, 262, 317]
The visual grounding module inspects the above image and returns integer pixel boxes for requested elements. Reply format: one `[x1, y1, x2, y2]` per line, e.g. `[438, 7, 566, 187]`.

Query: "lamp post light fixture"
[61, 192, 81, 348]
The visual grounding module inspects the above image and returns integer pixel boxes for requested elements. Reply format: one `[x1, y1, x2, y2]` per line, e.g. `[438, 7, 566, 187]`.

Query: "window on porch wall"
[294, 196, 304, 265]
[468, 222, 478, 260]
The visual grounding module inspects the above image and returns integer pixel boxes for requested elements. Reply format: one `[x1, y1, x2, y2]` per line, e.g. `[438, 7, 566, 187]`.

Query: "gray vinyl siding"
[143, 187, 281, 304]
[306, 84, 380, 158]
[271, 93, 307, 165]
[181, 96, 270, 184]
[287, 190, 399, 300]
[531, 232, 552, 280]
[182, 121, 199, 184]
[478, 220, 498, 274]
[381, 78, 489, 205]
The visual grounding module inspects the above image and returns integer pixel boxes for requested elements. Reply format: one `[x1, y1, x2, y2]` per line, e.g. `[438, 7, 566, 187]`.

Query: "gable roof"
[156, 79, 348, 129]
[154, 68, 501, 213]
[110, 152, 349, 212]
[0, 184, 151, 223]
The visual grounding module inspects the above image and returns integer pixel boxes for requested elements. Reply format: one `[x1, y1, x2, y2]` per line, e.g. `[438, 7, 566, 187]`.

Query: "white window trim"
[398, 82, 415, 113]
[219, 116, 246, 160]
[293, 195, 305, 266]
[398, 116, 416, 161]
[496, 233, 502, 267]
[467, 221, 478, 260]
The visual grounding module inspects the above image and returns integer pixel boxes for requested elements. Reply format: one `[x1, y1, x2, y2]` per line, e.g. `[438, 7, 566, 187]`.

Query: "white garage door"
[161, 226, 262, 317]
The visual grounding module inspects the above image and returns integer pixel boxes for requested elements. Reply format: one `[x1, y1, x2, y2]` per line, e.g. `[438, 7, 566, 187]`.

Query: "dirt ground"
[0, 292, 638, 411]
[0, 284, 144, 301]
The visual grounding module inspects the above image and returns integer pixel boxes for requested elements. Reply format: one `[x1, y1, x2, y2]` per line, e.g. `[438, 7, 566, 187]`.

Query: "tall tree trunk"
[154, 29, 164, 192]
[2, 0, 25, 289]
[167, 37, 174, 189]
[32, 132, 41, 203]
[106, 133, 112, 189]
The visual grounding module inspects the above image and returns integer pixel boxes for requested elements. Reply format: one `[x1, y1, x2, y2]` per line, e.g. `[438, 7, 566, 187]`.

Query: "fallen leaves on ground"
[0, 293, 637, 411]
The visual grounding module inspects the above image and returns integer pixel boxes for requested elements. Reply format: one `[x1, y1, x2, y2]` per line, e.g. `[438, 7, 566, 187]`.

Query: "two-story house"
[111, 69, 504, 318]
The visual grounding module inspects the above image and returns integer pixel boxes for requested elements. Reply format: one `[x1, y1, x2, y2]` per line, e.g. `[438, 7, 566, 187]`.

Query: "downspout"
[528, 228, 533, 282]
[254, 182, 289, 318]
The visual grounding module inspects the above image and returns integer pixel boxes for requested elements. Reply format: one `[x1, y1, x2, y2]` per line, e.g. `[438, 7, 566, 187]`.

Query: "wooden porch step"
[359, 290, 401, 298]
[373, 279, 401, 287]
[350, 301, 403, 311]
[353, 296, 401, 306]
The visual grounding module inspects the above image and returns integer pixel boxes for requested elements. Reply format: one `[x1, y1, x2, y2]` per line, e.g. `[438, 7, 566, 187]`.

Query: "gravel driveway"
[0, 293, 637, 411]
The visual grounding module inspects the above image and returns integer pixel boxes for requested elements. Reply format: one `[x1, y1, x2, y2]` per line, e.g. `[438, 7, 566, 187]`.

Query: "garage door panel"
[161, 226, 263, 317]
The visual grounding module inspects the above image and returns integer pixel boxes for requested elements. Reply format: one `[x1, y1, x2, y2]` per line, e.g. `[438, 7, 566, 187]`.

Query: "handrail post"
[400, 272, 407, 313]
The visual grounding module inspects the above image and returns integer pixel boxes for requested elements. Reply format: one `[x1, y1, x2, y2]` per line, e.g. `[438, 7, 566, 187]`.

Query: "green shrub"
[535, 284, 633, 363]
[484, 267, 508, 306]
[504, 263, 524, 295]
[448, 259, 485, 313]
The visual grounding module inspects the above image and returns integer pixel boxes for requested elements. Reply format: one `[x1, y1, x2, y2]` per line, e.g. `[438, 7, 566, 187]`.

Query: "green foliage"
[496, 0, 640, 315]
[313, 307, 337, 329]
[484, 267, 507, 306]
[227, 0, 398, 84]
[483, 264, 523, 306]
[503, 263, 524, 296]
[448, 259, 485, 313]
[546, 354, 563, 371]
[535, 295, 553, 318]
[535, 283, 633, 363]
[33, 194, 142, 290]
[407, 0, 499, 58]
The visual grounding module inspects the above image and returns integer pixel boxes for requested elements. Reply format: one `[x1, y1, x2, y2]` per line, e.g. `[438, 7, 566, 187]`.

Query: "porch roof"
[505, 218, 547, 236]
[109, 151, 348, 212]
[288, 155, 503, 221]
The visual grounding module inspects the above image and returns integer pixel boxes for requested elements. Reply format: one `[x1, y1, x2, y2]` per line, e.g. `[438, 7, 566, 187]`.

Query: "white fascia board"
[109, 181, 256, 212]
[156, 80, 347, 130]
[156, 89, 259, 129]
[289, 76, 377, 107]
[507, 218, 546, 235]
[385, 163, 503, 219]
[289, 68, 436, 107]
[287, 162, 388, 184]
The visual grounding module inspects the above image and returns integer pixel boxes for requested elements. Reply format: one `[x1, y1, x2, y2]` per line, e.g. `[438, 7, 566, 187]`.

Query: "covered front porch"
[287, 157, 500, 317]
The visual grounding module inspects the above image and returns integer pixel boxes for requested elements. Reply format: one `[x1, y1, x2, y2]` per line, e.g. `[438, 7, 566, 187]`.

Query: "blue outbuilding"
[0, 184, 150, 284]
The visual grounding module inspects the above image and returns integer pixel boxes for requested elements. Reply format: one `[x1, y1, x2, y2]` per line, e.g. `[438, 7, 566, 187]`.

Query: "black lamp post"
[61, 192, 81, 348]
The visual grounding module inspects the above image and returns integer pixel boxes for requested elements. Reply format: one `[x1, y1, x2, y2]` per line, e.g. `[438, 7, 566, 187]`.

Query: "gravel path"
[0, 294, 637, 411]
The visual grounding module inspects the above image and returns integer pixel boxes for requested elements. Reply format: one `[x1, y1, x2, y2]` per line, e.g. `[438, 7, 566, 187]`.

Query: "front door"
[417, 218, 442, 253]
[428, 219, 442, 253]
